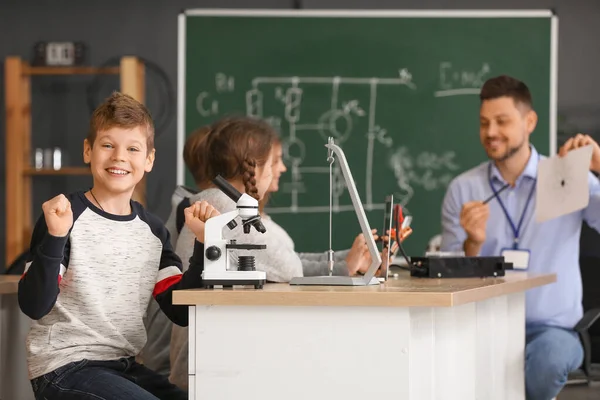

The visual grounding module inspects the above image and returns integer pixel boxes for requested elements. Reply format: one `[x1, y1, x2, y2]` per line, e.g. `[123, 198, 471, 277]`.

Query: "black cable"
[390, 263, 412, 272]
[396, 242, 413, 268]
[390, 241, 416, 272]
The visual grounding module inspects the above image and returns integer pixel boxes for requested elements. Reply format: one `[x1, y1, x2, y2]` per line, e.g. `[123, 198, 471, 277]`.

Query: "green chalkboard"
[178, 10, 557, 256]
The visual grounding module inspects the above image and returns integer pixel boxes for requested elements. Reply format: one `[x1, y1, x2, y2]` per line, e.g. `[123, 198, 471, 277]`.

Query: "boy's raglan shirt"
[18, 191, 205, 380]
[140, 188, 195, 377]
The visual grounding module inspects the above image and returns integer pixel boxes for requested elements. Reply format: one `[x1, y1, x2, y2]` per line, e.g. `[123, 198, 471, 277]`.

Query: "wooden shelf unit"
[25, 66, 121, 76]
[4, 56, 146, 266]
[23, 167, 92, 176]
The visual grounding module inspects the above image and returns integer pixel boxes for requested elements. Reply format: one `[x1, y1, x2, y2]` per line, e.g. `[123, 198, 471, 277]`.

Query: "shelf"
[24, 66, 120, 76]
[24, 167, 92, 176]
[5, 56, 145, 267]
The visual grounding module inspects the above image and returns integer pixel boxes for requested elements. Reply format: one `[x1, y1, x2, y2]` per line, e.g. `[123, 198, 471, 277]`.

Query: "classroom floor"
[561, 383, 600, 400]
[560, 366, 600, 400]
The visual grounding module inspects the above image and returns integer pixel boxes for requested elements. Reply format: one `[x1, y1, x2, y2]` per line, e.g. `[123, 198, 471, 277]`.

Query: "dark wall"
[1, 0, 600, 265]
[0, 0, 289, 266]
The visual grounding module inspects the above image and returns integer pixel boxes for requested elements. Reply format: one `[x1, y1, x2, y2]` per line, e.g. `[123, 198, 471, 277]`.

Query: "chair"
[569, 254, 600, 384]
[573, 306, 600, 384]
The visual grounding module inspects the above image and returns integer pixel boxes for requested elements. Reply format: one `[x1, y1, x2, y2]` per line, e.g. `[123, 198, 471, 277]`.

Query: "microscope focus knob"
[205, 246, 222, 261]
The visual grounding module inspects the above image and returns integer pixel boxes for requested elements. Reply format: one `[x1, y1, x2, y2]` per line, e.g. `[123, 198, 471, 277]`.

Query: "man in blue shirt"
[441, 75, 600, 400]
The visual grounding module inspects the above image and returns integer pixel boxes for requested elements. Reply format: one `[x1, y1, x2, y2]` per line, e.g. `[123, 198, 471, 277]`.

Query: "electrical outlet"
[33, 41, 85, 66]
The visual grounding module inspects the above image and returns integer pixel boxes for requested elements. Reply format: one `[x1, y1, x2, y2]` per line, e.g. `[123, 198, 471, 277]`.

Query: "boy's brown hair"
[183, 126, 211, 185]
[87, 92, 155, 151]
[202, 116, 277, 200]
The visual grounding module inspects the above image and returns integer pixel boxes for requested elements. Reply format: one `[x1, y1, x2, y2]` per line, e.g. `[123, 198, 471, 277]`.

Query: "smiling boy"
[18, 92, 217, 400]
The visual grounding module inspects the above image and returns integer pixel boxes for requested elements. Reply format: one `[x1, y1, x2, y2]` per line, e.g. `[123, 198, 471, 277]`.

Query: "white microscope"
[201, 175, 267, 289]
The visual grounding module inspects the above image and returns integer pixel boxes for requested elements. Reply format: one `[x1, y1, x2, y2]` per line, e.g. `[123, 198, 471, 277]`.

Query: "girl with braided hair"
[168, 116, 304, 390]
[173, 116, 304, 283]
[141, 125, 209, 378]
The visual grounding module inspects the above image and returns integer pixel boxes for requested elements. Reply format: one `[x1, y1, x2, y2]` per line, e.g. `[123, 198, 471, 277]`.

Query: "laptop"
[290, 139, 382, 286]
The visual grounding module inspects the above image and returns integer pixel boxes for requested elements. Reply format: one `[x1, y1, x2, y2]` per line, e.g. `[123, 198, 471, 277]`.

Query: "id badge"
[501, 249, 530, 270]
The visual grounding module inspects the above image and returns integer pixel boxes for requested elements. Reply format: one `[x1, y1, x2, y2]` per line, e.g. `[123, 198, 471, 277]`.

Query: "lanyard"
[487, 161, 537, 249]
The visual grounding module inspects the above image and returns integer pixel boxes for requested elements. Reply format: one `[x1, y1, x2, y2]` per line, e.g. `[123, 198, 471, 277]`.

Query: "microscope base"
[202, 279, 266, 289]
[201, 270, 267, 289]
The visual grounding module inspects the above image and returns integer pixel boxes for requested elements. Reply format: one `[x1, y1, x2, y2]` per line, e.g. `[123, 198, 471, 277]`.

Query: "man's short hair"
[480, 75, 533, 109]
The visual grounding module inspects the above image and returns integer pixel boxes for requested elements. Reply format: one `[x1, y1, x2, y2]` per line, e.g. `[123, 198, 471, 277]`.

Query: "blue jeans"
[30, 357, 187, 400]
[525, 325, 584, 400]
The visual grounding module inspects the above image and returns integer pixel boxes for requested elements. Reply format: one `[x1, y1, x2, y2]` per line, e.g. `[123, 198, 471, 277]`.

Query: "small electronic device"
[33, 42, 85, 66]
[409, 256, 510, 278]
[389, 211, 412, 264]
[378, 195, 394, 281]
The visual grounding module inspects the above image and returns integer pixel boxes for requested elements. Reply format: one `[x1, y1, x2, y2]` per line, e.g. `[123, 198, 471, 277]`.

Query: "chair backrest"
[579, 253, 600, 363]
[4, 249, 29, 275]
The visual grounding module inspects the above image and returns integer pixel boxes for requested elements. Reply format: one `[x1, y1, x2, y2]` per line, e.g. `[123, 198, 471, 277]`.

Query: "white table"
[173, 271, 555, 400]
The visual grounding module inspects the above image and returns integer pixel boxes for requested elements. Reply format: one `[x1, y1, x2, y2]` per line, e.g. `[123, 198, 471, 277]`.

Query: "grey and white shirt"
[18, 191, 205, 380]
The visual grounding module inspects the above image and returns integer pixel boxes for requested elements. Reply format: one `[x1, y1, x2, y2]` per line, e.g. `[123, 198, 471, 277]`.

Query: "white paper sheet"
[535, 145, 593, 223]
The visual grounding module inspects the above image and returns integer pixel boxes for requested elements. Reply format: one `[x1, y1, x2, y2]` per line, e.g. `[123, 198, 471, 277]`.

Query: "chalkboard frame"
[176, 9, 558, 255]
[177, 9, 558, 185]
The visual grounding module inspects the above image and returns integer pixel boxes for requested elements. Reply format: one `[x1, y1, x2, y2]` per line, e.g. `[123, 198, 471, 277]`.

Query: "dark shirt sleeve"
[18, 215, 70, 320]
